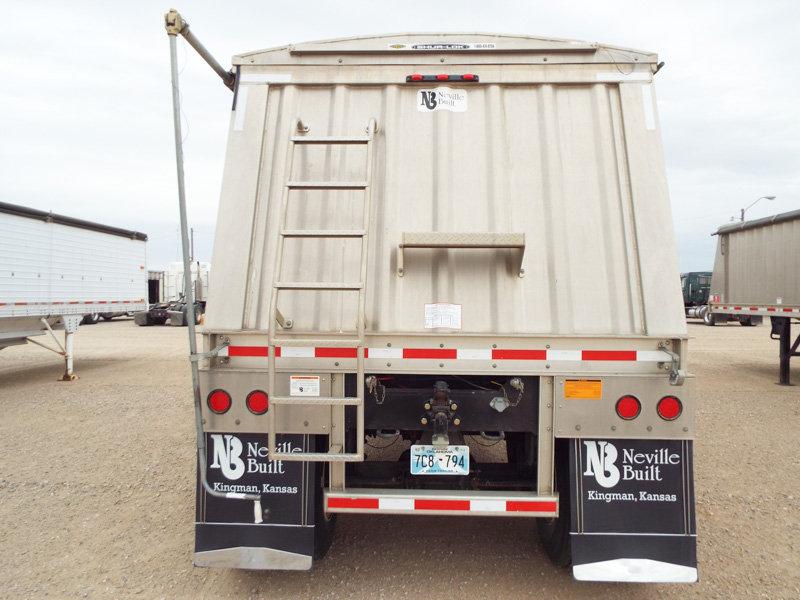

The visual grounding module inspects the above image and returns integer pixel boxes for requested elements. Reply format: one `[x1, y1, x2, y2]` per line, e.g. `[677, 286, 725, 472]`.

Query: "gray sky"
[1, 1, 798, 270]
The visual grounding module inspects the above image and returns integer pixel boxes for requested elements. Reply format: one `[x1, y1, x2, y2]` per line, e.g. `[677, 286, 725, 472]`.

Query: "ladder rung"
[291, 136, 370, 144]
[281, 229, 366, 238]
[287, 181, 367, 189]
[275, 282, 363, 290]
[274, 338, 363, 347]
[270, 396, 362, 406]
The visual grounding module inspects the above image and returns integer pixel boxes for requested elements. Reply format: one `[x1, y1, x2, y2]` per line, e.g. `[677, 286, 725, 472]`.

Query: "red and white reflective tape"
[0, 299, 145, 307]
[219, 345, 669, 362]
[325, 490, 558, 517]
[713, 304, 800, 316]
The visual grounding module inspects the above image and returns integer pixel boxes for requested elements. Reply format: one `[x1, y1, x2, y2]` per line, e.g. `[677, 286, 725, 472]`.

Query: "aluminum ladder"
[266, 118, 377, 462]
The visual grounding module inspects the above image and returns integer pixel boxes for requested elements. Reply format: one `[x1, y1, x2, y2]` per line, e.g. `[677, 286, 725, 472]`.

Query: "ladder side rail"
[267, 138, 298, 457]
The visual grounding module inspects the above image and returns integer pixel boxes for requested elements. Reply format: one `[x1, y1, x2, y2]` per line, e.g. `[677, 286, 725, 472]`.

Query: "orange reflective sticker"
[564, 379, 602, 400]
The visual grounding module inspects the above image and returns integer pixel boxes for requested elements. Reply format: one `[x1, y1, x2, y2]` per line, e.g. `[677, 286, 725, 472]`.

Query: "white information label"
[290, 375, 320, 396]
[424, 303, 462, 329]
[388, 42, 496, 51]
[417, 87, 468, 112]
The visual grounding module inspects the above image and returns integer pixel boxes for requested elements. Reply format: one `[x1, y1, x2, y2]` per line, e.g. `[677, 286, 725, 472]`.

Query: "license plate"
[410, 444, 469, 476]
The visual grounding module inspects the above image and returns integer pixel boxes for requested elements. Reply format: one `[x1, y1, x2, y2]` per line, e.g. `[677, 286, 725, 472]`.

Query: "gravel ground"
[0, 319, 798, 599]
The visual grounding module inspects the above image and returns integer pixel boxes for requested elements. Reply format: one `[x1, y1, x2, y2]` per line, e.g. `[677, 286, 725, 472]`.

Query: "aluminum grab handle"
[397, 232, 526, 277]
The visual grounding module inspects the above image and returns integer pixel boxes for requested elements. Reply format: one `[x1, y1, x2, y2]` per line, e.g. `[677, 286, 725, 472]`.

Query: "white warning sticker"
[417, 88, 468, 112]
[290, 375, 320, 396]
[424, 303, 462, 329]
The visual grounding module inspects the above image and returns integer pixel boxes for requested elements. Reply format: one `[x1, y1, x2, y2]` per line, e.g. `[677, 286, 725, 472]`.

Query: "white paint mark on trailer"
[457, 348, 492, 360]
[367, 347, 402, 359]
[239, 73, 292, 83]
[378, 497, 414, 511]
[547, 350, 582, 362]
[280, 347, 315, 358]
[233, 86, 249, 131]
[470, 499, 506, 512]
[641, 84, 656, 130]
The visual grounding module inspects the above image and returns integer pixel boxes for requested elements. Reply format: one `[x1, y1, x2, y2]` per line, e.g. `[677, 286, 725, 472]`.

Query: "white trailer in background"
[0, 201, 147, 379]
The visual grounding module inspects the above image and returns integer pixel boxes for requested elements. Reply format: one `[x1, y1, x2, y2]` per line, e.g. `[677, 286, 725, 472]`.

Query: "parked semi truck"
[0, 201, 147, 378]
[682, 271, 758, 326]
[681, 271, 711, 320]
[708, 210, 800, 384]
[134, 261, 209, 326]
[166, 13, 696, 583]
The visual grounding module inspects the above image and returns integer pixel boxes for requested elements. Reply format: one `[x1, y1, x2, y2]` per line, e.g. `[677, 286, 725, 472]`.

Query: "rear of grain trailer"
[166, 12, 696, 582]
[709, 210, 800, 384]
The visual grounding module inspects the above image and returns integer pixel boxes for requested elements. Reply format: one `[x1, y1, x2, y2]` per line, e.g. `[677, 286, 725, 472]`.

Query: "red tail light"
[246, 390, 269, 415]
[207, 389, 232, 414]
[657, 396, 682, 420]
[462, 73, 476, 81]
[410, 73, 423, 81]
[615, 395, 641, 420]
[436, 73, 449, 81]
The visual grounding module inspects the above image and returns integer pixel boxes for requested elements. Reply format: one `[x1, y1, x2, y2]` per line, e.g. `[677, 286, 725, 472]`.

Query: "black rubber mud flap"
[194, 433, 320, 570]
[569, 438, 697, 583]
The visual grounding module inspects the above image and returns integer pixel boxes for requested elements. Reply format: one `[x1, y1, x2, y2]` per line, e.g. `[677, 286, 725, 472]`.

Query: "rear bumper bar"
[325, 488, 558, 517]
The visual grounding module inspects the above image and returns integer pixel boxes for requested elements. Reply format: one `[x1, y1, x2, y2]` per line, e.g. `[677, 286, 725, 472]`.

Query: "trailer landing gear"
[25, 315, 82, 380]
[772, 317, 799, 386]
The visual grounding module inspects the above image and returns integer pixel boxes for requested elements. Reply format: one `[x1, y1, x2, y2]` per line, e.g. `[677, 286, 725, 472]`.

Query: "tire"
[82, 313, 100, 325]
[739, 316, 754, 326]
[313, 448, 336, 560]
[537, 440, 572, 568]
[697, 305, 708, 320]
[101, 315, 114, 321]
[703, 310, 716, 326]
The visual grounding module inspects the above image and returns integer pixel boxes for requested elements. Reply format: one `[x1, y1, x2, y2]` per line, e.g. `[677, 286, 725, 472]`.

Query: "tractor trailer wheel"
[703, 310, 716, 326]
[537, 441, 571, 568]
[81, 313, 100, 325]
[314, 461, 336, 560]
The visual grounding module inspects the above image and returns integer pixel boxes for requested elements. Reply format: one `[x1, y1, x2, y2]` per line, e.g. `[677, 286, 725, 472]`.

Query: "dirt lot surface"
[1, 319, 798, 599]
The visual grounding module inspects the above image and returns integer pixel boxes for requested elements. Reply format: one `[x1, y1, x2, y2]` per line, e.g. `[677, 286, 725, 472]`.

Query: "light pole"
[740, 195, 776, 222]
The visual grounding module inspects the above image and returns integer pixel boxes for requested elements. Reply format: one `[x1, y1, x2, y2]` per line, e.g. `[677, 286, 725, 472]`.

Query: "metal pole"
[166, 17, 260, 512]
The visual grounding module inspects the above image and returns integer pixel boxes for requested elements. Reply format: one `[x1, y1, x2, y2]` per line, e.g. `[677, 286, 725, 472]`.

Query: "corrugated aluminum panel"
[207, 35, 685, 339]
[0, 211, 147, 319]
[711, 212, 800, 306]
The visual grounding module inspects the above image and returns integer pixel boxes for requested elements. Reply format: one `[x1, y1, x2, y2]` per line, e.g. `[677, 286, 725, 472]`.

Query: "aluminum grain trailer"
[166, 12, 696, 583]
[0, 201, 147, 379]
[709, 210, 800, 384]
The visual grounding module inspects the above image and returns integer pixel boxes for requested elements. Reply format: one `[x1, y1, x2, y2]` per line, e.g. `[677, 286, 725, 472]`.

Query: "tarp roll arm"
[164, 8, 235, 91]
[164, 9, 261, 517]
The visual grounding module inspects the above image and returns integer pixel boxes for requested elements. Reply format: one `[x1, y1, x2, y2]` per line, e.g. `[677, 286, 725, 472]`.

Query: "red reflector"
[327, 497, 378, 509]
[414, 498, 470, 511]
[615, 395, 641, 420]
[436, 74, 449, 81]
[657, 396, 682, 421]
[506, 500, 557, 513]
[462, 73, 476, 81]
[246, 390, 269, 415]
[410, 73, 423, 81]
[207, 389, 231, 414]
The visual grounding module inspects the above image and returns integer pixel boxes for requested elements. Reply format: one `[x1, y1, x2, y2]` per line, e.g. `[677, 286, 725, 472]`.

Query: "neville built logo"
[209, 434, 297, 481]
[583, 440, 681, 488]
[416, 87, 468, 113]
